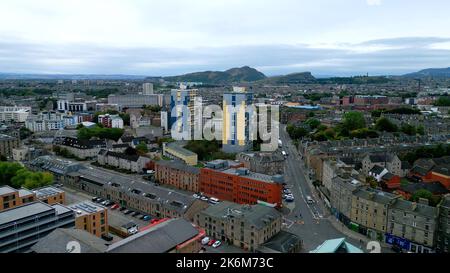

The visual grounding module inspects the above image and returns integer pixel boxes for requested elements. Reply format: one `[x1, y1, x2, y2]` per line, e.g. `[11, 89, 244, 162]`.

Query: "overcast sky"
[1, 0, 450, 76]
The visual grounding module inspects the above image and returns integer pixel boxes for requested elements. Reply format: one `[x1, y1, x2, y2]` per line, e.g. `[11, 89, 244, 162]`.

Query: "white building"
[25, 111, 79, 132]
[108, 94, 163, 109]
[0, 106, 32, 122]
[143, 83, 154, 95]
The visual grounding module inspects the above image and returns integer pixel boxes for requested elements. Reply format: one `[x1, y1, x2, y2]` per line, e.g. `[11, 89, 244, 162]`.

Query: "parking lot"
[64, 187, 152, 236]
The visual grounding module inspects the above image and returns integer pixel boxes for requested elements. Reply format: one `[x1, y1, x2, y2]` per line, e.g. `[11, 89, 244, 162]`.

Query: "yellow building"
[163, 142, 198, 166]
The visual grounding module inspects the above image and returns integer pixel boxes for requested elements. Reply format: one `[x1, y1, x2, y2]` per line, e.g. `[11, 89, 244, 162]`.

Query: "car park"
[212, 241, 222, 248]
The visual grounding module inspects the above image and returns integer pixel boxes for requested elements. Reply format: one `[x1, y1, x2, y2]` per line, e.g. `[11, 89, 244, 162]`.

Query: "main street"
[279, 124, 369, 252]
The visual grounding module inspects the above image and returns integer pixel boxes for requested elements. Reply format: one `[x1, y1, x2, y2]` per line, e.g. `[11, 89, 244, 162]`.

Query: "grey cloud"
[0, 37, 449, 77]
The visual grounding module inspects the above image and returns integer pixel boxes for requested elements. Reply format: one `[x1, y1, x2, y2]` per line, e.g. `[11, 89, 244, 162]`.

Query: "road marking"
[283, 218, 294, 229]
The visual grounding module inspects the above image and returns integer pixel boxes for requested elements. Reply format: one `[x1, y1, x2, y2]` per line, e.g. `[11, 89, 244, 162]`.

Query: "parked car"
[143, 215, 151, 221]
[119, 207, 127, 211]
[131, 212, 140, 217]
[96, 198, 105, 203]
[212, 241, 222, 248]
[122, 209, 130, 214]
[111, 204, 120, 210]
[201, 237, 210, 245]
[92, 197, 100, 202]
[105, 201, 114, 207]
[285, 195, 295, 202]
[208, 239, 216, 246]
[101, 200, 109, 206]
[193, 194, 200, 199]
[200, 196, 209, 202]
[283, 189, 292, 194]
[150, 219, 158, 224]
[306, 196, 314, 204]
[101, 234, 114, 242]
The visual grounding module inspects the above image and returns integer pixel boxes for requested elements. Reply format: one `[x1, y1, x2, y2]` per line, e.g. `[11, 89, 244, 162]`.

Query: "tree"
[416, 125, 425, 135]
[411, 189, 441, 207]
[136, 142, 149, 155]
[434, 96, 450, 106]
[0, 162, 24, 185]
[400, 124, 417, 136]
[11, 169, 53, 189]
[342, 112, 366, 131]
[375, 117, 398, 132]
[305, 118, 321, 130]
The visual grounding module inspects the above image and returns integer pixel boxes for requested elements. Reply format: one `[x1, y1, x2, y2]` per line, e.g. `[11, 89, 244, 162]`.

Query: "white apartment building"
[0, 106, 32, 122]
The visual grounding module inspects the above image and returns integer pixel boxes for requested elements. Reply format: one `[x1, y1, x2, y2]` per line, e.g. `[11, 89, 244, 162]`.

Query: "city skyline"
[1, 0, 450, 76]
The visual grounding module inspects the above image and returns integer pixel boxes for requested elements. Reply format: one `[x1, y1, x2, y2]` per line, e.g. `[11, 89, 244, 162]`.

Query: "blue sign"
[385, 233, 411, 250]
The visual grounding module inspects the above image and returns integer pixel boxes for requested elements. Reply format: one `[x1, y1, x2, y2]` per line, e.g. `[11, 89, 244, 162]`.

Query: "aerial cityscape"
[1, 0, 450, 263]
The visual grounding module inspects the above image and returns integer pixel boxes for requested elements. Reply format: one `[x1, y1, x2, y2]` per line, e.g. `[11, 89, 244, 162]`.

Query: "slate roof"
[106, 218, 198, 253]
[370, 165, 386, 175]
[258, 231, 301, 253]
[400, 182, 449, 195]
[155, 160, 200, 175]
[31, 228, 108, 253]
[391, 198, 437, 218]
[199, 201, 281, 230]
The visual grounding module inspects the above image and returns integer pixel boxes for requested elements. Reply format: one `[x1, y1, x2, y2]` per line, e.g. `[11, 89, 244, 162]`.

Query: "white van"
[306, 195, 314, 204]
[201, 237, 210, 245]
[282, 151, 287, 157]
[209, 197, 219, 204]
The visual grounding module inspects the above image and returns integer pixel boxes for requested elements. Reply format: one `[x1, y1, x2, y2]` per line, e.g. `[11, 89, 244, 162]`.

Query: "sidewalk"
[326, 215, 391, 251]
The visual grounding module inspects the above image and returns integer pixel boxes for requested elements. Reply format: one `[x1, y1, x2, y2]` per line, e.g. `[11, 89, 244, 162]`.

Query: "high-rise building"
[222, 87, 254, 153]
[170, 85, 198, 140]
[143, 83, 154, 95]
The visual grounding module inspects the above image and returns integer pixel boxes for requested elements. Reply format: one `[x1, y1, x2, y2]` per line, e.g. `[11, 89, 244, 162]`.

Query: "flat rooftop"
[0, 186, 16, 196]
[221, 168, 280, 183]
[0, 202, 54, 226]
[33, 186, 64, 199]
[69, 201, 105, 217]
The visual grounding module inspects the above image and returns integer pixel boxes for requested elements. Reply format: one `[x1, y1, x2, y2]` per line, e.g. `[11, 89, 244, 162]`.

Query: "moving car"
[212, 241, 222, 248]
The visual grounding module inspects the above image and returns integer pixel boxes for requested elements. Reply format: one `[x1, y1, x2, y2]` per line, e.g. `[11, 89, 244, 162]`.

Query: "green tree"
[11, 169, 53, 189]
[375, 117, 398, 132]
[400, 124, 417, 136]
[0, 162, 24, 185]
[416, 125, 425, 135]
[305, 118, 321, 130]
[136, 142, 149, 155]
[411, 189, 441, 207]
[342, 112, 366, 131]
[434, 96, 450, 106]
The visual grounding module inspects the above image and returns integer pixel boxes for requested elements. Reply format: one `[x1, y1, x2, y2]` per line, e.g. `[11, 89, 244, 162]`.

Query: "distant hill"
[147, 66, 267, 84]
[261, 72, 317, 84]
[402, 67, 450, 78]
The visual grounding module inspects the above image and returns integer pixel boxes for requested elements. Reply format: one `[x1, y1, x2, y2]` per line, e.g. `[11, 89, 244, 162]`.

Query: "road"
[279, 125, 368, 252]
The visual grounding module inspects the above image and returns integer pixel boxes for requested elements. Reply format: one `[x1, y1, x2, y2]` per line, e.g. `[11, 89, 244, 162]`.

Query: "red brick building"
[199, 160, 283, 208]
[155, 160, 200, 192]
